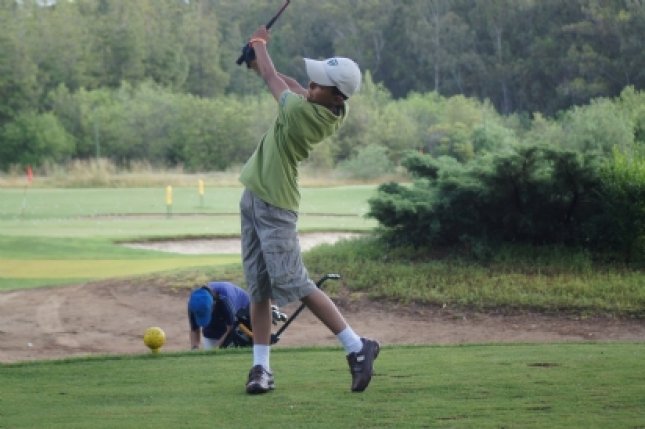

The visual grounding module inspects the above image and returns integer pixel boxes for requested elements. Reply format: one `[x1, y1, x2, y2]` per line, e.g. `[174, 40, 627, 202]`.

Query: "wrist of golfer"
[249, 37, 267, 46]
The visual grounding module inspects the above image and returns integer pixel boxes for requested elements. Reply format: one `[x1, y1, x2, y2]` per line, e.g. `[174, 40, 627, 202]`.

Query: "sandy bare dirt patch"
[121, 232, 362, 254]
[1, 278, 644, 364]
[1, 234, 643, 364]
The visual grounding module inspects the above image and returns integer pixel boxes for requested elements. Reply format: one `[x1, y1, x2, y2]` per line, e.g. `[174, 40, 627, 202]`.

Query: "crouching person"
[188, 281, 250, 350]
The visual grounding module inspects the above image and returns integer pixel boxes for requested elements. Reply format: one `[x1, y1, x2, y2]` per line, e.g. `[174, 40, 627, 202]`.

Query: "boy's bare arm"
[189, 329, 200, 349]
[248, 26, 289, 101]
[249, 64, 307, 96]
[216, 325, 233, 348]
[250, 62, 305, 96]
[278, 73, 307, 96]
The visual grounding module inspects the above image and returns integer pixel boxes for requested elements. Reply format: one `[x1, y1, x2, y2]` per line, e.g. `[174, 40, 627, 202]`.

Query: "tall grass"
[304, 237, 645, 317]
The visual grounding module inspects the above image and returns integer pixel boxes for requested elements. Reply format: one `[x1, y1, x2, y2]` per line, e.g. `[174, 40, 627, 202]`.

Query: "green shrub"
[336, 144, 394, 180]
[561, 97, 635, 155]
[0, 111, 74, 169]
[367, 146, 641, 257]
[592, 149, 645, 262]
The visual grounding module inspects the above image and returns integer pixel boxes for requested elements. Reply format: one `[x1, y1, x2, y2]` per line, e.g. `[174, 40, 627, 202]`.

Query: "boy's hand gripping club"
[236, 0, 291, 67]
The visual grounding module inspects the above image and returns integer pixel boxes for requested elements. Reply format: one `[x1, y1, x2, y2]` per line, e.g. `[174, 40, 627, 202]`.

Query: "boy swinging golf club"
[239, 25, 380, 394]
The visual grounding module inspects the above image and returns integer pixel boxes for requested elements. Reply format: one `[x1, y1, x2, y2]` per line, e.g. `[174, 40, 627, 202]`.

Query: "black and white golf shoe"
[246, 365, 275, 394]
[347, 338, 380, 392]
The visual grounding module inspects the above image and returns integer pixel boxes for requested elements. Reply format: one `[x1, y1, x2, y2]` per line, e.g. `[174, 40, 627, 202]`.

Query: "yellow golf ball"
[143, 327, 166, 352]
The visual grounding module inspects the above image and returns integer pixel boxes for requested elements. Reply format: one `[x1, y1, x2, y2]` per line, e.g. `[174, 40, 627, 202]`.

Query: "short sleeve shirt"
[239, 90, 347, 211]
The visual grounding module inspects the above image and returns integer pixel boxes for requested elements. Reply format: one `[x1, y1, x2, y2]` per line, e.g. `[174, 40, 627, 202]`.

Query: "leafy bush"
[336, 144, 394, 180]
[368, 146, 642, 258]
[617, 86, 645, 146]
[47, 81, 272, 171]
[562, 97, 634, 155]
[0, 111, 74, 169]
[592, 149, 645, 262]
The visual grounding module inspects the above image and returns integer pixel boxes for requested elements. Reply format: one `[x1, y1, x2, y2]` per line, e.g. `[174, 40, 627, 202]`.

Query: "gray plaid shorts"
[239, 189, 317, 306]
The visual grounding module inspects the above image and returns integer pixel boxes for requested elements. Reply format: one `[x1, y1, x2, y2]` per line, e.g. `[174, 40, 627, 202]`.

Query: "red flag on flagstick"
[26, 165, 33, 184]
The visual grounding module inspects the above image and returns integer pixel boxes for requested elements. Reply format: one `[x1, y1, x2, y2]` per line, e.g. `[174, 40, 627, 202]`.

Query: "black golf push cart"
[227, 273, 341, 347]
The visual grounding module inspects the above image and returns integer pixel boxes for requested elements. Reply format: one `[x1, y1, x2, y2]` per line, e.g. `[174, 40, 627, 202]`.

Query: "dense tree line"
[1, 0, 643, 120]
[0, 0, 643, 171]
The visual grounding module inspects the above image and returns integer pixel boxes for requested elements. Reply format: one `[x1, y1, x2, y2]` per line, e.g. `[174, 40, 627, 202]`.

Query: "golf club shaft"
[265, 0, 290, 29]
[236, 0, 291, 65]
[273, 273, 340, 339]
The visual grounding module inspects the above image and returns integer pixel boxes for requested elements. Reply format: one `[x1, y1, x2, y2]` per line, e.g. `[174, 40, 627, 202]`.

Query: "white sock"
[253, 344, 271, 372]
[336, 326, 363, 355]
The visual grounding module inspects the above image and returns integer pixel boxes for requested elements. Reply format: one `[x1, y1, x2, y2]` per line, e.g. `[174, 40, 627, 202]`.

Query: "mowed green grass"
[2, 344, 644, 429]
[0, 186, 377, 291]
[0, 186, 376, 219]
[0, 235, 238, 291]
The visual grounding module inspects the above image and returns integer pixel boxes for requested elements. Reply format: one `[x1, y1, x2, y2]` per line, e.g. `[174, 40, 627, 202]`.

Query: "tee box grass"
[1, 344, 644, 429]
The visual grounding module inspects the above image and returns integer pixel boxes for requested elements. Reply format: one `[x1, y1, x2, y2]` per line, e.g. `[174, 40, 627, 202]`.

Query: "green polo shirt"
[239, 90, 346, 211]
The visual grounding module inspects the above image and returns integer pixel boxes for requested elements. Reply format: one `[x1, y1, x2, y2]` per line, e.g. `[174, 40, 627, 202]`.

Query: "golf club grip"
[236, 47, 249, 65]
[238, 323, 253, 338]
[236, 0, 290, 65]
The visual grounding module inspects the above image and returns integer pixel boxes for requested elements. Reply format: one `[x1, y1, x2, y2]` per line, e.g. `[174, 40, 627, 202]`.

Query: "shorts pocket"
[264, 235, 300, 286]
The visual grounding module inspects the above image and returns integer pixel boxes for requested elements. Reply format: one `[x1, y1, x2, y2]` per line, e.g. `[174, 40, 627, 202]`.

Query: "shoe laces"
[348, 352, 366, 372]
[249, 365, 270, 378]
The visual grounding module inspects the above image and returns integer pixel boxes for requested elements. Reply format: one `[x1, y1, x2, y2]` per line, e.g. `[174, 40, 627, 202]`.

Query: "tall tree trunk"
[495, 27, 511, 114]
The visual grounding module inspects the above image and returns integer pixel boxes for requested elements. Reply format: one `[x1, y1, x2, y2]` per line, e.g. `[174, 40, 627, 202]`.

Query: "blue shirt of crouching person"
[188, 282, 250, 350]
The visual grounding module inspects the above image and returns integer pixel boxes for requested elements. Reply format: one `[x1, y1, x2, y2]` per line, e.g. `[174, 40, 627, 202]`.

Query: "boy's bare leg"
[246, 298, 275, 394]
[250, 298, 272, 344]
[300, 288, 348, 335]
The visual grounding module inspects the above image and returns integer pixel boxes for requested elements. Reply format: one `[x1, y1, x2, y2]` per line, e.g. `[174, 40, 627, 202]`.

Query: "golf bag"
[226, 273, 340, 347]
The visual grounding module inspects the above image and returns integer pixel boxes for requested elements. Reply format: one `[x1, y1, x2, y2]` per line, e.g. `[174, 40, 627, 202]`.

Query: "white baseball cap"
[304, 57, 362, 98]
